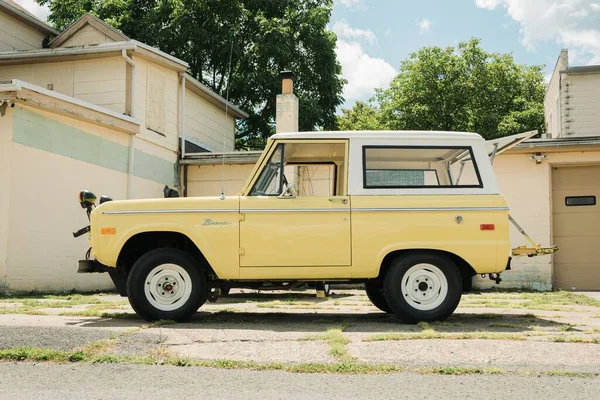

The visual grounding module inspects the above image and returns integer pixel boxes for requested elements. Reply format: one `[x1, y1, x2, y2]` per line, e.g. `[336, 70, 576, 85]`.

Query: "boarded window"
[146, 65, 166, 135]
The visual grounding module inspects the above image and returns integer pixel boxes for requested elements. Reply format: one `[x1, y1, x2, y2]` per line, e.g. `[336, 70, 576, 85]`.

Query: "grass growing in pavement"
[364, 331, 535, 342]
[488, 322, 523, 329]
[549, 335, 600, 344]
[2, 346, 599, 377]
[461, 291, 600, 311]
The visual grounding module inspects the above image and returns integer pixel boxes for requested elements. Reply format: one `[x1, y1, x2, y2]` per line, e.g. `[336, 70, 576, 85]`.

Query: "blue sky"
[331, 0, 600, 106]
[16, 0, 600, 108]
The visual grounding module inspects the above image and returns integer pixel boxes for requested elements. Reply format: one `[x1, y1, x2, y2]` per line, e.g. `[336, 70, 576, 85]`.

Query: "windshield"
[249, 144, 284, 195]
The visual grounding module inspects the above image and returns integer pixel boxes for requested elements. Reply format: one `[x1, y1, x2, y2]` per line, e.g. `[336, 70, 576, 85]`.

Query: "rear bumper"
[77, 259, 109, 273]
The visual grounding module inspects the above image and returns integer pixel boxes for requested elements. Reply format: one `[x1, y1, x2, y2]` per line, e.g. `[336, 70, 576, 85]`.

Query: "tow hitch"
[509, 215, 559, 257]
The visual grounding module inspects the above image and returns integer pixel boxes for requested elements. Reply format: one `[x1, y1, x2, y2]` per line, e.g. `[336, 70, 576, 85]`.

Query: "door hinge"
[239, 247, 245, 256]
[238, 213, 245, 222]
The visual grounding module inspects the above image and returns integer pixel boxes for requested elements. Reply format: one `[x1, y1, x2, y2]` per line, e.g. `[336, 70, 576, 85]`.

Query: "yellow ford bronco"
[74, 131, 554, 322]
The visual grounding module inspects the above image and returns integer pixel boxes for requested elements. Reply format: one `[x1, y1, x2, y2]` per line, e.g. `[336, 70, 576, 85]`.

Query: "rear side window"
[362, 146, 483, 189]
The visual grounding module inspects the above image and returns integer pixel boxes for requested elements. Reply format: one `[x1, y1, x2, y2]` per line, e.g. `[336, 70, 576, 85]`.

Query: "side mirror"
[99, 195, 113, 205]
[277, 182, 297, 199]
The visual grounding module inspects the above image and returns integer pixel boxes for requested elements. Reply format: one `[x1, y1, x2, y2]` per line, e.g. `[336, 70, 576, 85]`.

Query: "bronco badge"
[202, 218, 232, 226]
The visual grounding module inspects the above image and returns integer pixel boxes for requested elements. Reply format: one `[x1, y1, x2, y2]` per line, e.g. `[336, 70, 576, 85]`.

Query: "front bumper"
[77, 259, 109, 273]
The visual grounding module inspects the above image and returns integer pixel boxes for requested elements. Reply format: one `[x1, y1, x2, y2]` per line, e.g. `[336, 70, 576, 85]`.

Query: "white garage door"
[552, 165, 600, 290]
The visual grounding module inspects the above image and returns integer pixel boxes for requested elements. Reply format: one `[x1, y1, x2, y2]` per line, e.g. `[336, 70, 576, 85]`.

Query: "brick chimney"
[275, 71, 299, 133]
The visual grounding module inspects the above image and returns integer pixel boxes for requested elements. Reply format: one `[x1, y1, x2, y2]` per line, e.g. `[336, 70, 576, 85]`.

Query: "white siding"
[563, 73, 600, 137]
[184, 88, 235, 152]
[0, 56, 127, 113]
[60, 24, 116, 47]
[134, 56, 179, 152]
[0, 10, 46, 51]
[544, 52, 566, 138]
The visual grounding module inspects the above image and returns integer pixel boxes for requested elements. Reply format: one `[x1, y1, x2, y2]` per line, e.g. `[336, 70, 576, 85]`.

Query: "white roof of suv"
[271, 131, 483, 141]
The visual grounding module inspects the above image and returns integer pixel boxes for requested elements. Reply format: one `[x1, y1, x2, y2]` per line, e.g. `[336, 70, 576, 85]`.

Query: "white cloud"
[475, 0, 600, 65]
[12, 0, 50, 21]
[335, 39, 397, 100]
[475, 0, 503, 9]
[417, 18, 432, 34]
[332, 20, 377, 46]
[336, 0, 366, 9]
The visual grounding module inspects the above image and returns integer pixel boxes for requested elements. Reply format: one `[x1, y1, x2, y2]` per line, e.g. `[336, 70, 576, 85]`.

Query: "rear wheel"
[383, 253, 461, 323]
[365, 282, 392, 313]
[126, 248, 207, 321]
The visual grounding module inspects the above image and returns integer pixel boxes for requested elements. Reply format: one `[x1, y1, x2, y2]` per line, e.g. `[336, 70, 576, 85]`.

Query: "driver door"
[239, 142, 351, 279]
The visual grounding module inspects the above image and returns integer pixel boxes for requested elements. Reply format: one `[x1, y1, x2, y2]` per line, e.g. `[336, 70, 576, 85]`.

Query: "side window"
[250, 144, 284, 196]
[363, 146, 482, 188]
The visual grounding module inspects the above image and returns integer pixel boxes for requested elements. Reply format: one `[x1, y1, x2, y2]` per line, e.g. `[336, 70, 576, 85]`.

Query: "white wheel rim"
[144, 263, 193, 311]
[401, 263, 448, 311]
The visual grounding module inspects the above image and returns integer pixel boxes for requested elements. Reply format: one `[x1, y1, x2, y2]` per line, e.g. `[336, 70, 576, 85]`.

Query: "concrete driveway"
[2, 289, 600, 375]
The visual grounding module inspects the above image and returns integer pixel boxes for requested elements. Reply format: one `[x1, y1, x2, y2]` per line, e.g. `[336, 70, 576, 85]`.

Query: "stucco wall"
[1, 104, 176, 292]
[474, 148, 600, 290]
[0, 105, 13, 292]
[0, 10, 46, 51]
[184, 88, 235, 152]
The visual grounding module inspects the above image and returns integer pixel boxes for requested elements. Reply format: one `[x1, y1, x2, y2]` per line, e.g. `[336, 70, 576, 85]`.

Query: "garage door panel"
[552, 165, 600, 290]
[552, 166, 600, 191]
[554, 263, 600, 291]
[553, 235, 600, 263]
[553, 214, 600, 236]
[552, 189, 599, 214]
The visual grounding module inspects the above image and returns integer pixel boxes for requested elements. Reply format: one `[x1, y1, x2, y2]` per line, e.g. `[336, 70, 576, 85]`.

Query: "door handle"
[329, 198, 348, 205]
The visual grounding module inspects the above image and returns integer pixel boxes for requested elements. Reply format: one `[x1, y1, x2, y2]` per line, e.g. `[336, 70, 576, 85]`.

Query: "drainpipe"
[180, 73, 186, 159]
[122, 49, 136, 199]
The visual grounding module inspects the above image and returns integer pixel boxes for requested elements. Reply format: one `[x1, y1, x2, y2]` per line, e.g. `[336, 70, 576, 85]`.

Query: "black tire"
[462, 274, 473, 293]
[365, 282, 392, 313]
[126, 248, 207, 322]
[383, 252, 462, 323]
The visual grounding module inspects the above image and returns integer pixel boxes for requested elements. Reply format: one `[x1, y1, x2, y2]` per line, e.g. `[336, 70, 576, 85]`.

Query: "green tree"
[336, 101, 382, 131]
[38, 0, 345, 149]
[338, 39, 545, 139]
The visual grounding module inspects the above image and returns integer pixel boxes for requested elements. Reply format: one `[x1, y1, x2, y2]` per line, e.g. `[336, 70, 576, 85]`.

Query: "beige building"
[475, 49, 600, 291]
[0, 3, 247, 292]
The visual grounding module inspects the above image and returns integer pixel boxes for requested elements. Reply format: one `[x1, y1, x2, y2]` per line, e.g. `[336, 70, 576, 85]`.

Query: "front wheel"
[365, 282, 392, 313]
[126, 248, 207, 322]
[383, 253, 462, 323]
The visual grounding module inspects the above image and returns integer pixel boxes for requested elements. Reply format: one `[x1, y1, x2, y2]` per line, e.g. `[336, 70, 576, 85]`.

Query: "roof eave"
[1, 79, 140, 134]
[0, 1, 59, 36]
[49, 13, 129, 48]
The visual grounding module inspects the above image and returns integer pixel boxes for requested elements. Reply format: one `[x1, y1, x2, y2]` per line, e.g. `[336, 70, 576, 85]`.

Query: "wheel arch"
[116, 231, 217, 278]
[377, 249, 476, 292]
